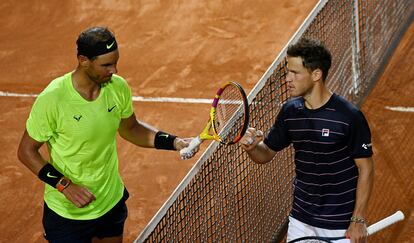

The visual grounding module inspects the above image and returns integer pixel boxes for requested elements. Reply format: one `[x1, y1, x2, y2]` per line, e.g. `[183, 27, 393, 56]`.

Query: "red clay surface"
[0, 1, 412, 242]
[361, 20, 414, 243]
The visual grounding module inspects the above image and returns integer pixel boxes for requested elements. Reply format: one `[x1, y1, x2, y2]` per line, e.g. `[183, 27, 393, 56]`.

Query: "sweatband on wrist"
[154, 131, 177, 150]
[38, 163, 64, 188]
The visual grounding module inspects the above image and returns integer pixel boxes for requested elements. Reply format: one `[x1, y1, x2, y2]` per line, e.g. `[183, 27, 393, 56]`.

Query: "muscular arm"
[118, 113, 158, 148]
[346, 156, 374, 242]
[353, 156, 374, 220]
[17, 130, 96, 208]
[118, 113, 191, 151]
[240, 128, 278, 164]
[17, 130, 48, 175]
[244, 141, 277, 164]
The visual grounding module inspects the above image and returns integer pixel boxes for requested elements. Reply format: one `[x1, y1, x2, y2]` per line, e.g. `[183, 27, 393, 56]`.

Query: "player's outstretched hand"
[174, 137, 192, 150]
[240, 128, 264, 151]
[62, 183, 96, 208]
[177, 137, 200, 160]
[175, 137, 199, 159]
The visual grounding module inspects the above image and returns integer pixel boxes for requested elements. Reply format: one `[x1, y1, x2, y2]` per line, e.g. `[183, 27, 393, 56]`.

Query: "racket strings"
[216, 85, 247, 143]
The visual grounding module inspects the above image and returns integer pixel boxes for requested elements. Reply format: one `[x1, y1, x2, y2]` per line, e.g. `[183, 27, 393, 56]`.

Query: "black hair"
[76, 26, 117, 59]
[287, 38, 332, 81]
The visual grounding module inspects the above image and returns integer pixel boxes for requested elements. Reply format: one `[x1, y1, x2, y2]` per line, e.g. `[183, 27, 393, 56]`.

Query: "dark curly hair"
[287, 38, 332, 81]
[76, 26, 116, 59]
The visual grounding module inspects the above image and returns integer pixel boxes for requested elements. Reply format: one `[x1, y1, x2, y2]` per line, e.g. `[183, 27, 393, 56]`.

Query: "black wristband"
[38, 163, 64, 188]
[154, 131, 177, 150]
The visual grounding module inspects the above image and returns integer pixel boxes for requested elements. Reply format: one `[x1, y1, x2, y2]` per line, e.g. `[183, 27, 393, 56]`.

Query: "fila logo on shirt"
[321, 128, 330, 137]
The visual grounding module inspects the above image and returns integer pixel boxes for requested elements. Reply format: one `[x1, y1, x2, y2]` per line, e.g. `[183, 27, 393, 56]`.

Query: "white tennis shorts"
[287, 216, 350, 243]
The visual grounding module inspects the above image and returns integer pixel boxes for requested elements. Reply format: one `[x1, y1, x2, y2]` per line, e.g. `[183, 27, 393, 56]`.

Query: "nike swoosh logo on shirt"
[106, 41, 115, 49]
[108, 105, 116, 112]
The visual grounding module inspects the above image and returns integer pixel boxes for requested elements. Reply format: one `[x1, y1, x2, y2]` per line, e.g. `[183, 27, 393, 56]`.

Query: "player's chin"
[288, 89, 303, 98]
[288, 89, 298, 97]
[100, 76, 113, 84]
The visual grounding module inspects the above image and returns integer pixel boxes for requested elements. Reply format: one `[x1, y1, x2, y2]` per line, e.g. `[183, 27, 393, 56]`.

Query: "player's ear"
[78, 55, 90, 68]
[311, 68, 323, 82]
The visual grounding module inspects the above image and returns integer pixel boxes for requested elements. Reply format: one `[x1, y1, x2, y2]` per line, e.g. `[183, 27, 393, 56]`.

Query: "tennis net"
[135, 0, 413, 242]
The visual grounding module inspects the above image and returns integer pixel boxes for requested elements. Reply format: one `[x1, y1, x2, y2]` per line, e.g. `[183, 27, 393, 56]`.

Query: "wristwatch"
[56, 177, 71, 192]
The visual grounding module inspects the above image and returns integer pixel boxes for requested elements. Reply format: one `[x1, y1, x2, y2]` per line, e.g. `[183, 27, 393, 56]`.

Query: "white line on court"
[385, 106, 414, 112]
[0, 91, 38, 98]
[0, 91, 212, 104]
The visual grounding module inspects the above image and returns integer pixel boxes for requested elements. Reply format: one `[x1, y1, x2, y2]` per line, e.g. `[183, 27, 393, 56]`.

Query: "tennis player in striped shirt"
[241, 38, 374, 243]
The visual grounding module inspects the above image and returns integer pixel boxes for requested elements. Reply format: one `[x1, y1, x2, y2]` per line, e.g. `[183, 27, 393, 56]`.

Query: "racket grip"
[367, 210, 405, 235]
[180, 136, 202, 160]
[245, 130, 264, 145]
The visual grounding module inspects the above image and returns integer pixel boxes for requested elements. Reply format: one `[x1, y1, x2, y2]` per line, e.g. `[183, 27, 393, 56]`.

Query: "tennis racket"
[180, 81, 249, 159]
[287, 210, 405, 243]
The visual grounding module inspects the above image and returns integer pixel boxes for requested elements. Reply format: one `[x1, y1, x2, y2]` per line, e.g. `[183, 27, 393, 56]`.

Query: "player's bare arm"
[346, 156, 374, 243]
[118, 113, 191, 151]
[118, 113, 158, 148]
[17, 130, 48, 174]
[17, 130, 96, 208]
[240, 127, 277, 164]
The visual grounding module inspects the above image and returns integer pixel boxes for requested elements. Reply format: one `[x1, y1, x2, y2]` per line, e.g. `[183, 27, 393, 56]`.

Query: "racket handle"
[245, 130, 264, 145]
[180, 136, 202, 160]
[368, 210, 405, 235]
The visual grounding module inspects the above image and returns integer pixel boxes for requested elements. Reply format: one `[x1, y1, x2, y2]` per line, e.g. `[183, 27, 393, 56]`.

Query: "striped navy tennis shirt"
[264, 93, 373, 229]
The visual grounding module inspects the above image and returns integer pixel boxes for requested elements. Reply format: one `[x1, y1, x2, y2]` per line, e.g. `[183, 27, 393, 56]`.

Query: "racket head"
[210, 81, 249, 145]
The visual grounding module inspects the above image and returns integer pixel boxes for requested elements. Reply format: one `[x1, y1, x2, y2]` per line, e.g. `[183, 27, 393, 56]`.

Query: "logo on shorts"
[322, 128, 330, 137]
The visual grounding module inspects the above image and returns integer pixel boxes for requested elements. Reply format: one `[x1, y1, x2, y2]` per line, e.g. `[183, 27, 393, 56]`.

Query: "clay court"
[0, 1, 412, 242]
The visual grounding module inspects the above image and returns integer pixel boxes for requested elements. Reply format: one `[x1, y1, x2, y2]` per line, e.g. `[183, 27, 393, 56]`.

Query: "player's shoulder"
[104, 75, 131, 98]
[331, 93, 360, 114]
[328, 94, 370, 126]
[283, 97, 305, 111]
[37, 73, 71, 101]
[109, 74, 129, 88]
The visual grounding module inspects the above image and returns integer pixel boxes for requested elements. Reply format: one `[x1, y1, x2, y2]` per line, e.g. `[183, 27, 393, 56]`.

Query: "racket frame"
[210, 81, 249, 145]
[179, 81, 249, 159]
